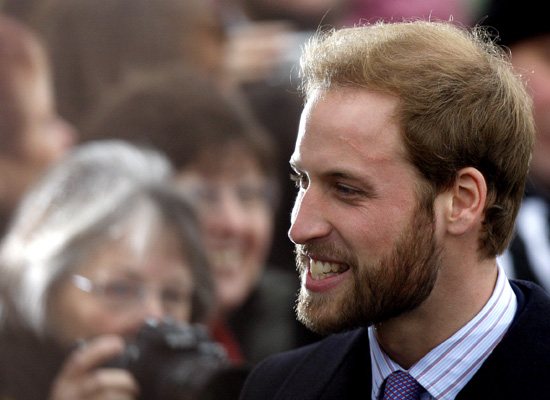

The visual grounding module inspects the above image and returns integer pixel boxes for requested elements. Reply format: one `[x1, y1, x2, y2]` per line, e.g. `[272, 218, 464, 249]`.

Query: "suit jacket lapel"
[273, 328, 373, 400]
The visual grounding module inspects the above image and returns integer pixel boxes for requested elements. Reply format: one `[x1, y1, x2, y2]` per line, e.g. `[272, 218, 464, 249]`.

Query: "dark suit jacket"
[239, 280, 550, 399]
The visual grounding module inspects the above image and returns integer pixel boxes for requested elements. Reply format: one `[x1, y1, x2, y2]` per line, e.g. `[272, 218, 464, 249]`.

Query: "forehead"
[183, 146, 267, 182]
[292, 89, 406, 172]
[78, 209, 189, 278]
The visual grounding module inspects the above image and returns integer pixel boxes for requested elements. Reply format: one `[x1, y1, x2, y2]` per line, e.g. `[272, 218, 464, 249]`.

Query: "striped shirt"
[369, 265, 517, 400]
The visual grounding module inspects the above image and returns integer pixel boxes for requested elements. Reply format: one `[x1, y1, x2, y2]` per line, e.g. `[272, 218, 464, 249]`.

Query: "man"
[238, 20, 550, 400]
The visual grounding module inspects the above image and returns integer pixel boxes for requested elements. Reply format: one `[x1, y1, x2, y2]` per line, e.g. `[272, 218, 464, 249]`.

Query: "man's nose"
[288, 186, 331, 244]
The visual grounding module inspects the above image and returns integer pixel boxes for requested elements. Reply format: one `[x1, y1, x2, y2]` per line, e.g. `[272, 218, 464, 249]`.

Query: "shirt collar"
[369, 265, 517, 400]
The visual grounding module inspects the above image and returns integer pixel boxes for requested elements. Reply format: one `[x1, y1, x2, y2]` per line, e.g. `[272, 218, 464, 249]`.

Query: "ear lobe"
[447, 167, 487, 236]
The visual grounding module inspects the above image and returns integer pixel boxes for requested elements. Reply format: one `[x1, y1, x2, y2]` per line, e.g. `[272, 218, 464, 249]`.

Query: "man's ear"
[446, 167, 487, 236]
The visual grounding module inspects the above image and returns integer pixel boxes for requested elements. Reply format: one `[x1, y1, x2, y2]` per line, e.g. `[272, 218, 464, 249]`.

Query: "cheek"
[50, 288, 140, 344]
[350, 222, 394, 260]
[233, 210, 272, 282]
[79, 311, 129, 337]
[345, 204, 414, 259]
[78, 309, 149, 342]
[245, 208, 275, 258]
[216, 264, 263, 312]
[165, 304, 192, 324]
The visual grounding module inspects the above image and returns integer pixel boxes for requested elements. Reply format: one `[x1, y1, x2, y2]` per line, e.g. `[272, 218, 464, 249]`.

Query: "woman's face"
[176, 149, 274, 314]
[49, 215, 193, 346]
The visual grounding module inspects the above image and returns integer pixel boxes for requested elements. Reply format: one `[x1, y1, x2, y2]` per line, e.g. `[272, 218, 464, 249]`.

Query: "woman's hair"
[299, 20, 536, 258]
[0, 140, 215, 335]
[84, 66, 280, 205]
[0, 14, 48, 155]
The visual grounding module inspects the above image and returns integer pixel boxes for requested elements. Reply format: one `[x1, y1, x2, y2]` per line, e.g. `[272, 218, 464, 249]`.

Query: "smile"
[310, 258, 349, 280]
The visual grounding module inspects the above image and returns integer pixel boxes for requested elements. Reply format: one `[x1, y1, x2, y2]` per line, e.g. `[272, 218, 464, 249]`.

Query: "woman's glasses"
[71, 274, 191, 311]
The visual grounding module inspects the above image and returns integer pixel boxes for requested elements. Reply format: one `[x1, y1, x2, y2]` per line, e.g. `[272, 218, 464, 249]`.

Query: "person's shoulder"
[507, 279, 550, 338]
[511, 278, 550, 316]
[246, 328, 364, 377]
[239, 328, 369, 400]
[457, 279, 550, 398]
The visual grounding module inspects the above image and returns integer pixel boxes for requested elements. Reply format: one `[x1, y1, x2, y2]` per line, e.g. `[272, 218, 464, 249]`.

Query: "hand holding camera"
[50, 319, 247, 400]
[101, 319, 249, 400]
[50, 335, 139, 400]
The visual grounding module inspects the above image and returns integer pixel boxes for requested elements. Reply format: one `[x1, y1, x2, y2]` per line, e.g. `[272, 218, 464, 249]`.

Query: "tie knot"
[382, 371, 425, 400]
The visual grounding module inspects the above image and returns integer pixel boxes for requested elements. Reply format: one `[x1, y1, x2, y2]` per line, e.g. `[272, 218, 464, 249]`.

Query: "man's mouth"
[310, 258, 349, 280]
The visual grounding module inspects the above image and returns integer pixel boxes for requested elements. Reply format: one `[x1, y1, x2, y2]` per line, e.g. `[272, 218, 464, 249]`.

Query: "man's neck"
[373, 258, 499, 369]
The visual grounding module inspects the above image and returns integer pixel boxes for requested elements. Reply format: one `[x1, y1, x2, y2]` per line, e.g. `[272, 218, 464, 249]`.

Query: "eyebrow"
[291, 159, 377, 191]
[327, 169, 374, 187]
[324, 170, 358, 181]
[290, 157, 365, 181]
[109, 269, 142, 281]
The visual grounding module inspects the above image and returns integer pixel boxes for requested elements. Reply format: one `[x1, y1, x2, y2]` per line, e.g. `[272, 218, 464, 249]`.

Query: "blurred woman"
[84, 67, 322, 365]
[0, 140, 218, 400]
[0, 14, 76, 236]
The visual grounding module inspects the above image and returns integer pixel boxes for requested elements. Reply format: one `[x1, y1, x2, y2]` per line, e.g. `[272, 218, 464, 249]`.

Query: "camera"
[103, 319, 249, 400]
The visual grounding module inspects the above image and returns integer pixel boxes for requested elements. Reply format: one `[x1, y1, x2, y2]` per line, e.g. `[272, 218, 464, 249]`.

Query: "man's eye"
[290, 173, 309, 189]
[336, 184, 361, 197]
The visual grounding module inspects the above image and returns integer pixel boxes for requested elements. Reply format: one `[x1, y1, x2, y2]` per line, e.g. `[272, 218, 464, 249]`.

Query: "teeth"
[208, 248, 240, 272]
[310, 259, 349, 280]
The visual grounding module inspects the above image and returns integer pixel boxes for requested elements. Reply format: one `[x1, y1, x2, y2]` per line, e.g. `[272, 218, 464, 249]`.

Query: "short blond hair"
[300, 20, 536, 258]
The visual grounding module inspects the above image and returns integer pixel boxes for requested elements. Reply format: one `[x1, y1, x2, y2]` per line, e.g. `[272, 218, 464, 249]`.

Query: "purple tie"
[382, 371, 426, 400]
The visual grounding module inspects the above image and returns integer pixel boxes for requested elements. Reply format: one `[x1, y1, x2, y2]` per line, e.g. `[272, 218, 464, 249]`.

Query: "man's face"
[289, 89, 442, 335]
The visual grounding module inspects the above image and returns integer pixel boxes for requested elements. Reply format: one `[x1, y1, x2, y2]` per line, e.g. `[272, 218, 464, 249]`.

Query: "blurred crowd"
[1, 0, 549, 398]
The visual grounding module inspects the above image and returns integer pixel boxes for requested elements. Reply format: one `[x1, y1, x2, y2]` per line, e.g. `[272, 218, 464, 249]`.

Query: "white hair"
[0, 140, 172, 333]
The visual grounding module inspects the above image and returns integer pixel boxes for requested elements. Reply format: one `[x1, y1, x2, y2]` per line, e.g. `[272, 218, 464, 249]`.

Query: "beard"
[295, 203, 442, 335]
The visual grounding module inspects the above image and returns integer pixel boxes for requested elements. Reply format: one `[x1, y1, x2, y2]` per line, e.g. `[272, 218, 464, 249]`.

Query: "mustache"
[294, 243, 358, 270]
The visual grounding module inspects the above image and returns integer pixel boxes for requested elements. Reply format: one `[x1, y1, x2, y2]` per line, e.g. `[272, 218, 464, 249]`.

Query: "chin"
[295, 289, 354, 335]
